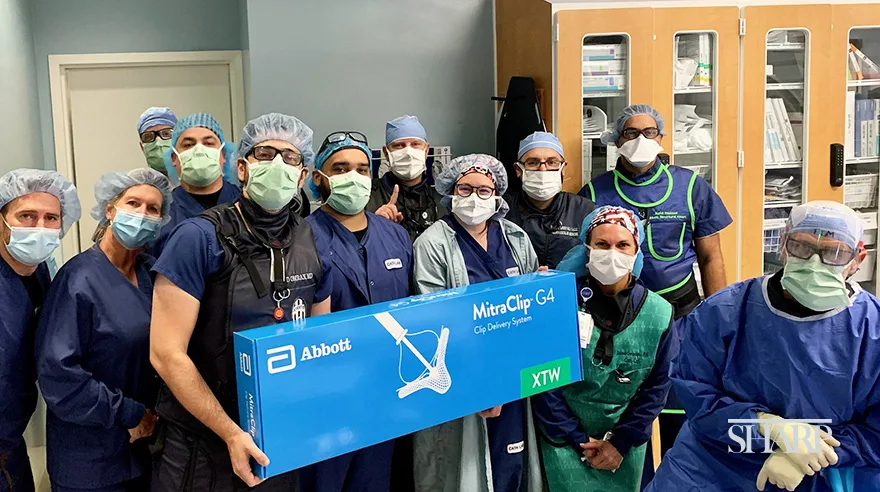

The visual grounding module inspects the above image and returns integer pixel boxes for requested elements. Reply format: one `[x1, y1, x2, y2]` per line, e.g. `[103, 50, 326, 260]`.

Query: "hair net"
[90, 169, 174, 227]
[0, 169, 82, 236]
[162, 112, 238, 187]
[386, 115, 427, 145]
[436, 154, 510, 220]
[784, 201, 865, 251]
[237, 113, 315, 167]
[309, 135, 373, 197]
[518, 131, 565, 161]
[600, 104, 667, 146]
[557, 205, 645, 278]
[137, 107, 177, 134]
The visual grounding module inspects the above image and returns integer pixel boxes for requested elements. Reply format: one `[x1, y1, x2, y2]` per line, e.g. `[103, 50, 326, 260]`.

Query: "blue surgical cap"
[557, 205, 645, 279]
[785, 201, 865, 250]
[436, 153, 509, 197]
[90, 169, 174, 227]
[600, 104, 667, 146]
[518, 131, 565, 160]
[162, 112, 238, 186]
[0, 169, 82, 236]
[309, 135, 373, 197]
[237, 113, 315, 167]
[137, 107, 177, 135]
[386, 115, 428, 145]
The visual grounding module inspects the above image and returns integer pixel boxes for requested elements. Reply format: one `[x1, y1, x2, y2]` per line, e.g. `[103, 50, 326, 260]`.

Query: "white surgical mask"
[452, 195, 498, 226]
[518, 164, 562, 201]
[388, 147, 427, 181]
[618, 135, 663, 168]
[588, 247, 636, 285]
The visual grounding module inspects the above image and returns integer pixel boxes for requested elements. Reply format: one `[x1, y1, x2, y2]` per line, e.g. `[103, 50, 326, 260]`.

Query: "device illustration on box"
[235, 271, 582, 478]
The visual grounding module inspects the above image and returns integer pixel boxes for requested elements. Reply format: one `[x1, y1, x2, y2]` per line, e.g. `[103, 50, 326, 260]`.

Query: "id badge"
[577, 311, 594, 349]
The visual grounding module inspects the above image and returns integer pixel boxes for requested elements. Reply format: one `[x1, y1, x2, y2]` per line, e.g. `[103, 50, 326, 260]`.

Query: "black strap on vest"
[215, 212, 269, 299]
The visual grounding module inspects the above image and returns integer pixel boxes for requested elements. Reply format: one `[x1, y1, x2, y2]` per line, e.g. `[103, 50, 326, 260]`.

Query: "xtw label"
[520, 357, 572, 398]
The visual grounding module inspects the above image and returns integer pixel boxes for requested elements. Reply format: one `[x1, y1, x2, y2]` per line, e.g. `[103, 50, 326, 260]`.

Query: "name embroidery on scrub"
[385, 258, 403, 270]
[506, 267, 521, 277]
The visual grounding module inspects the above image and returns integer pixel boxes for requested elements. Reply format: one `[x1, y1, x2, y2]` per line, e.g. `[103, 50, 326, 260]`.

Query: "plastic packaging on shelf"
[583, 105, 608, 135]
[673, 104, 714, 153]
[765, 174, 802, 203]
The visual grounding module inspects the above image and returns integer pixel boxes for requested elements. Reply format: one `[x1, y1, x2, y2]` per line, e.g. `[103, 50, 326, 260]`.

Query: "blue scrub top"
[150, 180, 240, 257]
[442, 214, 525, 492]
[443, 215, 520, 283]
[306, 210, 412, 310]
[35, 245, 157, 489]
[0, 257, 50, 452]
[581, 160, 731, 294]
[646, 277, 880, 491]
[152, 216, 332, 303]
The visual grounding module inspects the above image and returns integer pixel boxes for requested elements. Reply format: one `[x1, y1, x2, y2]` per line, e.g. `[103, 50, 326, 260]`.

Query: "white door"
[49, 51, 245, 255]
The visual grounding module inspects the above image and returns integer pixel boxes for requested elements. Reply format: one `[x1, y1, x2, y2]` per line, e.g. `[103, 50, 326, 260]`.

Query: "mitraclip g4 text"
[234, 270, 582, 478]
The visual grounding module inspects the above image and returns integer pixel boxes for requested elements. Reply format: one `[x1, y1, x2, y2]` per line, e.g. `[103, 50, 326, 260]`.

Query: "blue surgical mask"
[2, 217, 61, 266]
[110, 208, 162, 250]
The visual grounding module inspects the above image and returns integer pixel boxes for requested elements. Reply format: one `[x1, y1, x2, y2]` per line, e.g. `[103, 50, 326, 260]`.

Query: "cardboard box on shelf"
[235, 271, 581, 478]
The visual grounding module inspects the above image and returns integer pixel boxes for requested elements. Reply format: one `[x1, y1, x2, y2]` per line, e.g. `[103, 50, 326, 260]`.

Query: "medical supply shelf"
[495, 1, 880, 283]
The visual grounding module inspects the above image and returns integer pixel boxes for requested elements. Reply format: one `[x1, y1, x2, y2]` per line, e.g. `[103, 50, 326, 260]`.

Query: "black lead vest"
[155, 203, 323, 433]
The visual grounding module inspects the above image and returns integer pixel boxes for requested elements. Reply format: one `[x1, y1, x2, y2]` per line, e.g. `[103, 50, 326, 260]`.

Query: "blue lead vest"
[586, 162, 699, 295]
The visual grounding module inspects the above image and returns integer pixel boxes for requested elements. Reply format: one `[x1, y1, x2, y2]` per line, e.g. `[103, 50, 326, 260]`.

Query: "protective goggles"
[140, 128, 173, 143]
[784, 236, 857, 266]
[318, 131, 368, 154]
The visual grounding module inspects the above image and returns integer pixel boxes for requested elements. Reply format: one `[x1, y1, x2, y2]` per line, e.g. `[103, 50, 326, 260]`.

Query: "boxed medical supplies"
[234, 271, 581, 478]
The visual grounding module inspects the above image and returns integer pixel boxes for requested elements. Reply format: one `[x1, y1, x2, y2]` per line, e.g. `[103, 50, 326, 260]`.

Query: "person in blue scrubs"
[149, 112, 240, 255]
[646, 201, 880, 492]
[137, 107, 177, 176]
[35, 169, 172, 492]
[302, 132, 412, 491]
[412, 154, 542, 492]
[0, 170, 81, 492]
[149, 113, 331, 492]
[580, 104, 731, 319]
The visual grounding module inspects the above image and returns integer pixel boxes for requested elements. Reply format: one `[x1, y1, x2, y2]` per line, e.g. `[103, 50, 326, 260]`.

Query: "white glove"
[757, 412, 840, 474]
[756, 451, 806, 491]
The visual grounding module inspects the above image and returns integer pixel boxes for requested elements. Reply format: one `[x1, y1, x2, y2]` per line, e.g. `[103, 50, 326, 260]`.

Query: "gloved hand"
[756, 451, 807, 491]
[757, 412, 840, 474]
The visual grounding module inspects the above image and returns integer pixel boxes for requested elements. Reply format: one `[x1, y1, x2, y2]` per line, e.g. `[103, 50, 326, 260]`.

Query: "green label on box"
[520, 357, 572, 398]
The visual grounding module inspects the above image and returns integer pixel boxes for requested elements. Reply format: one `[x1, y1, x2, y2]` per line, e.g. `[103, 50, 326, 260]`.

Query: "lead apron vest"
[540, 291, 671, 492]
[588, 165, 699, 296]
[155, 205, 322, 433]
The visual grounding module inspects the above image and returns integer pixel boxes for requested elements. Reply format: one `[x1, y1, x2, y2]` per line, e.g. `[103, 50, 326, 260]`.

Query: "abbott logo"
[239, 353, 252, 376]
[267, 345, 297, 374]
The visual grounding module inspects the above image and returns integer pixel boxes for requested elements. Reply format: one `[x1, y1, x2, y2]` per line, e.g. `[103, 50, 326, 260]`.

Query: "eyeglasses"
[140, 129, 173, 143]
[248, 145, 303, 166]
[621, 127, 661, 141]
[319, 131, 369, 154]
[454, 184, 496, 200]
[519, 158, 564, 171]
[785, 237, 856, 266]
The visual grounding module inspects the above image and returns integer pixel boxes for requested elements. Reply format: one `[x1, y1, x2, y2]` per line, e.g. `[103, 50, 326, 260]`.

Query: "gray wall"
[0, 0, 43, 176]
[29, 0, 244, 170]
[246, 0, 496, 156]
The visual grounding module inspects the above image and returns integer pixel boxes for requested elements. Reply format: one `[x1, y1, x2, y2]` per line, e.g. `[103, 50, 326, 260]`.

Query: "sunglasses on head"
[318, 131, 368, 154]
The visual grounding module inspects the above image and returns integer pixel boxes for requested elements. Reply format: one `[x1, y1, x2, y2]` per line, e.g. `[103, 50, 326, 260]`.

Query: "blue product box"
[234, 270, 581, 478]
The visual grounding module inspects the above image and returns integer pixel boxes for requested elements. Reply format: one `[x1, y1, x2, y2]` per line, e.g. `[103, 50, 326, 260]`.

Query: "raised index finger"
[388, 185, 399, 206]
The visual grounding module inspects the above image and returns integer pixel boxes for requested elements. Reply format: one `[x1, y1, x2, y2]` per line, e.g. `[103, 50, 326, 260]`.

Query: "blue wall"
[245, 0, 496, 156]
[29, 0, 243, 170]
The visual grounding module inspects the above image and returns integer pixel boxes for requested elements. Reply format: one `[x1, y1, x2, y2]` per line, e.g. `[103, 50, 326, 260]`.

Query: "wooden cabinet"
[495, 1, 880, 285]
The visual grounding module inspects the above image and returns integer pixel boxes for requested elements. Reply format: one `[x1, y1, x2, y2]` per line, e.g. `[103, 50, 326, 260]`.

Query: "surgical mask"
[2, 217, 61, 266]
[451, 195, 498, 226]
[321, 170, 372, 215]
[518, 164, 562, 201]
[618, 135, 663, 168]
[143, 139, 171, 172]
[781, 255, 852, 312]
[588, 247, 636, 285]
[388, 147, 427, 181]
[110, 207, 162, 250]
[246, 156, 302, 211]
[174, 143, 222, 187]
